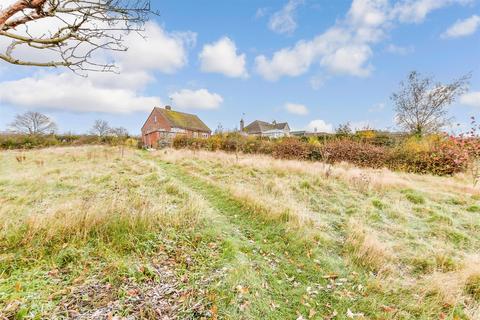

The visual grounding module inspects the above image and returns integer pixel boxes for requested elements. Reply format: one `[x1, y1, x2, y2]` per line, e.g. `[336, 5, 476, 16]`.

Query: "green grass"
[1, 146, 480, 319]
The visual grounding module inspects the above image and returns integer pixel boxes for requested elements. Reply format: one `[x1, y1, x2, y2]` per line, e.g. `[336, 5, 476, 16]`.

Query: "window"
[154, 116, 157, 123]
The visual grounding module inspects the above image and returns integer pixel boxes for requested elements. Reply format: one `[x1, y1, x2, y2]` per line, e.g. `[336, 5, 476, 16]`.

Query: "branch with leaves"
[0, 0, 157, 74]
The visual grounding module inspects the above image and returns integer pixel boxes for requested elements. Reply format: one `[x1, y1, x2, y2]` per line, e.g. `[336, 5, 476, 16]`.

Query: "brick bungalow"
[141, 106, 211, 148]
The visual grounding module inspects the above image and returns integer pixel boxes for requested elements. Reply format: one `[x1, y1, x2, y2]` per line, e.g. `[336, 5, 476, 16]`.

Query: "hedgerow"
[171, 133, 478, 176]
[0, 134, 140, 150]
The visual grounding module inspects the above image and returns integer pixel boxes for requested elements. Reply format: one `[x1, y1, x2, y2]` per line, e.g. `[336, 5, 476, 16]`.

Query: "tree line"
[6, 113, 131, 138]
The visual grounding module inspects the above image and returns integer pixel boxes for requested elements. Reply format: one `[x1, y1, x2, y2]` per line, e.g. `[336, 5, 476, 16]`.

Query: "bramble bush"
[0, 134, 139, 150]
[171, 133, 477, 176]
[321, 139, 390, 169]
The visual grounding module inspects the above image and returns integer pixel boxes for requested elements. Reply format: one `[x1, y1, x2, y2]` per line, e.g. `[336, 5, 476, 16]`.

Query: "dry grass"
[154, 148, 480, 317]
[2, 146, 480, 319]
[157, 149, 480, 195]
[0, 147, 207, 253]
[345, 219, 394, 274]
[423, 255, 480, 306]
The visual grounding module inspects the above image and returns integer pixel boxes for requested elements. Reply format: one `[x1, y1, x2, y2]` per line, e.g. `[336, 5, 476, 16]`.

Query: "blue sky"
[0, 0, 479, 134]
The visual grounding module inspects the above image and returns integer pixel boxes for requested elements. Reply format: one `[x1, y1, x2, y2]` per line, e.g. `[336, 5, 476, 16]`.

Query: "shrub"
[390, 136, 470, 175]
[172, 135, 193, 149]
[272, 138, 310, 160]
[322, 139, 390, 169]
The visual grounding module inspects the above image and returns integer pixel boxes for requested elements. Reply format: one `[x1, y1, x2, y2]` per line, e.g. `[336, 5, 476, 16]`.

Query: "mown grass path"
[152, 157, 396, 320]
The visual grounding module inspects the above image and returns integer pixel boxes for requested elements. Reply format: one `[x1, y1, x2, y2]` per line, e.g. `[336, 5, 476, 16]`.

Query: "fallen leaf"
[381, 305, 396, 313]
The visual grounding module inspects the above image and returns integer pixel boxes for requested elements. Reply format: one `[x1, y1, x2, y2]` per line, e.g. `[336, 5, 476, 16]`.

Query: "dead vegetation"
[1, 146, 480, 319]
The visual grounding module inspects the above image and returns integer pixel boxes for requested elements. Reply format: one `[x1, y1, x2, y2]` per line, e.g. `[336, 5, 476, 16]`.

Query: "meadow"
[1, 146, 480, 319]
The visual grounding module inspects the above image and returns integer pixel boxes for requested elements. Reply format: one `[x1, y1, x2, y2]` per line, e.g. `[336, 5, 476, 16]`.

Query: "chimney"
[240, 118, 244, 131]
[165, 105, 172, 110]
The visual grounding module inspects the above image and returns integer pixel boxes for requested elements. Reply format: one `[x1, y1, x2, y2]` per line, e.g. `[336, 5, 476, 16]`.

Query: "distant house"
[291, 131, 333, 138]
[141, 106, 211, 148]
[241, 119, 290, 138]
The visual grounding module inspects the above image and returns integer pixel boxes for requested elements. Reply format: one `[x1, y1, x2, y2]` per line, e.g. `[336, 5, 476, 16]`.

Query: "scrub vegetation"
[1, 146, 480, 319]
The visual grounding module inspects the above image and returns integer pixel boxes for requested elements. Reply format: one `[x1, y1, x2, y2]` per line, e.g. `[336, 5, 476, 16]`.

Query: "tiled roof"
[244, 120, 289, 134]
[156, 108, 211, 133]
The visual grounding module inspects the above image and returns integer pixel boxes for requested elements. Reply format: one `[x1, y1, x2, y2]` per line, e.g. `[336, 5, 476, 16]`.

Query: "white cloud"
[169, 89, 223, 110]
[320, 44, 373, 77]
[460, 91, 480, 108]
[0, 73, 161, 113]
[392, 0, 472, 24]
[0, 22, 197, 114]
[268, 0, 304, 35]
[306, 119, 334, 133]
[441, 15, 480, 38]
[255, 0, 469, 81]
[385, 44, 415, 55]
[199, 37, 248, 78]
[285, 103, 309, 115]
[119, 22, 196, 73]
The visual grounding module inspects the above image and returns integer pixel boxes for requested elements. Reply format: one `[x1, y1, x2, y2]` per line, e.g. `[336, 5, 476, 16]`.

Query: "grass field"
[1, 146, 480, 319]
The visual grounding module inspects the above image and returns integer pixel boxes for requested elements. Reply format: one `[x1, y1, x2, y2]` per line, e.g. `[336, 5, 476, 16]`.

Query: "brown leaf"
[127, 288, 139, 296]
[381, 305, 396, 313]
[210, 304, 218, 320]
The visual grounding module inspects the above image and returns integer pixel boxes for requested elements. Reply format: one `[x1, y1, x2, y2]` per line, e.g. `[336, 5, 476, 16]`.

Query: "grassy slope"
[1, 146, 479, 319]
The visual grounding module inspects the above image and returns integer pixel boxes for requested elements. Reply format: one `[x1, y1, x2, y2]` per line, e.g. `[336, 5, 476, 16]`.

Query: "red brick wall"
[141, 108, 211, 148]
[142, 108, 171, 147]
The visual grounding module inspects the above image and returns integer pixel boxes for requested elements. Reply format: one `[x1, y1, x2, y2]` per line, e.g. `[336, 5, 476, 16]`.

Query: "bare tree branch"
[391, 71, 470, 136]
[9, 111, 57, 135]
[90, 119, 111, 136]
[0, 0, 157, 74]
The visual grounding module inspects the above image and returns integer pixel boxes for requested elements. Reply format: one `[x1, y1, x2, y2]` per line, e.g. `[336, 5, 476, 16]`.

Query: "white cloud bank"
[199, 37, 248, 78]
[460, 91, 480, 108]
[268, 0, 304, 35]
[0, 22, 196, 113]
[0, 73, 161, 113]
[169, 89, 223, 110]
[255, 0, 470, 81]
[442, 15, 480, 38]
[306, 119, 334, 133]
[285, 103, 309, 115]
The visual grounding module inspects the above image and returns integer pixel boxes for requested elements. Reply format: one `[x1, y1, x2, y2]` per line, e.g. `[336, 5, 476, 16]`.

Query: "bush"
[272, 138, 310, 160]
[322, 139, 390, 169]
[0, 134, 139, 150]
[168, 133, 476, 176]
[390, 136, 470, 175]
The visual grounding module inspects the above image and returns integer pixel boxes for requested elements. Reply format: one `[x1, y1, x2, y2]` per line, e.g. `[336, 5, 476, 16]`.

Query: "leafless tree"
[9, 111, 57, 134]
[110, 126, 128, 137]
[391, 71, 470, 136]
[90, 119, 110, 136]
[0, 0, 156, 73]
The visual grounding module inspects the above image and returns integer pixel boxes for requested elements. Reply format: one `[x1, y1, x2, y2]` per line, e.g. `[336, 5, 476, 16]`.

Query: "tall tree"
[391, 71, 470, 135]
[0, 0, 156, 73]
[9, 111, 57, 135]
[90, 120, 111, 137]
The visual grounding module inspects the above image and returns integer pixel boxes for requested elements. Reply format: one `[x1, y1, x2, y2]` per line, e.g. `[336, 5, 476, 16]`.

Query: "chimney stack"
[240, 118, 244, 131]
[165, 105, 172, 110]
